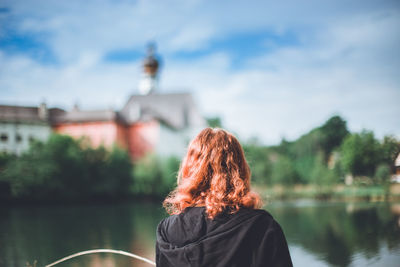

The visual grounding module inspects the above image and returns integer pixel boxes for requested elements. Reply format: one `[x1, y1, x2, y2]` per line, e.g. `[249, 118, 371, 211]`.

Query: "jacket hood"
[156, 207, 274, 267]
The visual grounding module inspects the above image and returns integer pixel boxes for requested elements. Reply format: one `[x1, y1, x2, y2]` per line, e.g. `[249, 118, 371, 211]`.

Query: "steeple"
[139, 42, 160, 95]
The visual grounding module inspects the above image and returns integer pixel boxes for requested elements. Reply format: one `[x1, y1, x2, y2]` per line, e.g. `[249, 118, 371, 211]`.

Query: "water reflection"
[0, 203, 165, 267]
[0, 201, 399, 267]
[267, 201, 400, 267]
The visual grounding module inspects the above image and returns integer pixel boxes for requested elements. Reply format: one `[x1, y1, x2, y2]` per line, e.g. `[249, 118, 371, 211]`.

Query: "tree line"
[0, 115, 399, 202]
[243, 116, 400, 186]
[0, 134, 179, 202]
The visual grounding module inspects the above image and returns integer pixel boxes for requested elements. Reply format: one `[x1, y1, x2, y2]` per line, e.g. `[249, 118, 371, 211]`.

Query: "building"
[1, 45, 206, 159]
[0, 104, 64, 155]
[53, 44, 206, 160]
[51, 108, 127, 149]
[121, 92, 206, 159]
[392, 153, 400, 183]
[52, 92, 205, 160]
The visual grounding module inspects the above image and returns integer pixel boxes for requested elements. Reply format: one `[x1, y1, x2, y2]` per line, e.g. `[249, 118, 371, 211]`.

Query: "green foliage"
[0, 152, 16, 171]
[0, 134, 133, 201]
[290, 129, 323, 159]
[310, 153, 340, 186]
[206, 117, 222, 128]
[0, 133, 182, 201]
[243, 115, 398, 187]
[319, 115, 349, 158]
[93, 146, 133, 197]
[243, 144, 272, 184]
[275, 138, 292, 155]
[374, 164, 391, 185]
[132, 154, 162, 195]
[374, 163, 392, 198]
[292, 155, 317, 184]
[132, 154, 180, 197]
[242, 116, 348, 185]
[380, 135, 400, 170]
[160, 156, 181, 192]
[1, 114, 397, 202]
[0, 152, 16, 199]
[340, 131, 381, 177]
[271, 155, 299, 185]
[243, 116, 398, 187]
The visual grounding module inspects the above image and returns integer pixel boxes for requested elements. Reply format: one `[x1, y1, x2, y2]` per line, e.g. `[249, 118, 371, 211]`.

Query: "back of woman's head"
[164, 128, 261, 219]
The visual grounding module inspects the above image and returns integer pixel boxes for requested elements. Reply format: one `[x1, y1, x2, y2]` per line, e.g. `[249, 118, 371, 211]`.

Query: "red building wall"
[127, 120, 159, 160]
[53, 121, 127, 149]
[53, 120, 160, 160]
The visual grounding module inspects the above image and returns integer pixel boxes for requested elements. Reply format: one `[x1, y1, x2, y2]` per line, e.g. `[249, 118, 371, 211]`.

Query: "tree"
[132, 154, 180, 197]
[206, 117, 222, 128]
[340, 131, 380, 177]
[311, 153, 340, 186]
[243, 144, 272, 184]
[160, 156, 180, 193]
[271, 155, 299, 185]
[93, 146, 133, 197]
[1, 134, 133, 201]
[375, 164, 391, 184]
[275, 138, 292, 155]
[320, 115, 349, 158]
[380, 135, 400, 172]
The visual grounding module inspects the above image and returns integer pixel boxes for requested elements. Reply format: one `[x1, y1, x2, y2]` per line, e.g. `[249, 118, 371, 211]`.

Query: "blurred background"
[1, 0, 400, 266]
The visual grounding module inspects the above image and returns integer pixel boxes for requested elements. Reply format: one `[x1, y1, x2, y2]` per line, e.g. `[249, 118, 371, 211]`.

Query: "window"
[16, 134, 22, 143]
[1, 133, 8, 142]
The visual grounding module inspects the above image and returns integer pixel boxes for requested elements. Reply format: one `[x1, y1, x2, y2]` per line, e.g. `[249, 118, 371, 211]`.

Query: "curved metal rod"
[45, 249, 156, 267]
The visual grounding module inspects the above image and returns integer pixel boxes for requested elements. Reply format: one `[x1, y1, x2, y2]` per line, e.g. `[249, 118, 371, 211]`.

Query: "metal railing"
[45, 249, 156, 266]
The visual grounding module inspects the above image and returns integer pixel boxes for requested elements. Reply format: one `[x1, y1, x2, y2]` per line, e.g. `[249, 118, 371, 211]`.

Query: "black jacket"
[156, 207, 293, 267]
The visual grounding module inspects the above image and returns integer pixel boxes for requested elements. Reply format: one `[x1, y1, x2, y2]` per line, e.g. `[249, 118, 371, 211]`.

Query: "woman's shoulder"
[158, 207, 278, 231]
[237, 208, 284, 231]
[238, 207, 274, 220]
[157, 207, 205, 230]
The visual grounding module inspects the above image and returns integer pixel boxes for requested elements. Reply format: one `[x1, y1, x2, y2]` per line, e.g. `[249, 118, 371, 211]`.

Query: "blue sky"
[1, 0, 399, 144]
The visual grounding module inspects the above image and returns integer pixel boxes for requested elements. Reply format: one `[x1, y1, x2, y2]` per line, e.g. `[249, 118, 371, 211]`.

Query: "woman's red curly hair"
[163, 128, 261, 219]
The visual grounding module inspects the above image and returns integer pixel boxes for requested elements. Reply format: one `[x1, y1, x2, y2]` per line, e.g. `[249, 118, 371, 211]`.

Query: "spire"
[139, 42, 160, 95]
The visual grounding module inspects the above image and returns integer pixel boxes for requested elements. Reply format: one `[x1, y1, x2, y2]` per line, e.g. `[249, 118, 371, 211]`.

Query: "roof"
[121, 93, 206, 129]
[52, 109, 125, 124]
[0, 104, 64, 124]
[1, 92, 206, 129]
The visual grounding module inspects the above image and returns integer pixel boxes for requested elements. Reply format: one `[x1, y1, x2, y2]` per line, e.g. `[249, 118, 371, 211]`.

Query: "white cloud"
[160, 7, 400, 143]
[0, 51, 141, 109]
[1, 0, 399, 144]
[5, 0, 397, 61]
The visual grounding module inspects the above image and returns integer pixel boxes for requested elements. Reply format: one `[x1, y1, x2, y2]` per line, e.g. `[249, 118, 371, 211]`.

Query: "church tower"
[139, 43, 160, 95]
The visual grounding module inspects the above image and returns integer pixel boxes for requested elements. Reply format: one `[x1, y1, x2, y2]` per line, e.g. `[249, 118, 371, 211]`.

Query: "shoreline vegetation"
[2, 184, 400, 207]
[0, 115, 399, 205]
[255, 184, 400, 202]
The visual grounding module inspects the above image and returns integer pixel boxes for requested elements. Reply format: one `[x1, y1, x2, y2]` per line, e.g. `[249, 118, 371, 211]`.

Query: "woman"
[156, 128, 293, 267]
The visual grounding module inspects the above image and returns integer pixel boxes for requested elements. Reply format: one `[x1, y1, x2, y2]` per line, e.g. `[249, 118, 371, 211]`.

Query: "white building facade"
[0, 105, 64, 155]
[0, 122, 51, 155]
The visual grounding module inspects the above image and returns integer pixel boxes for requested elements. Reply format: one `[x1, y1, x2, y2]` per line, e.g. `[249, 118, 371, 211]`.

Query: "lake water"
[1, 200, 400, 267]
